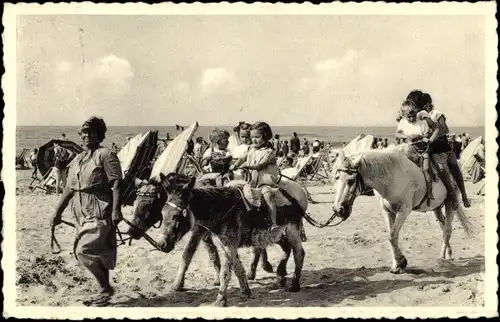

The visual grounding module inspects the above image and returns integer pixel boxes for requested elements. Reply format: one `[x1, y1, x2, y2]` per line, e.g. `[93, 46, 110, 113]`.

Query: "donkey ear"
[188, 176, 196, 189]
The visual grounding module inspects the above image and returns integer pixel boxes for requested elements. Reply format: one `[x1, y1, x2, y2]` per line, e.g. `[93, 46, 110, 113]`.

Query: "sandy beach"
[14, 167, 485, 308]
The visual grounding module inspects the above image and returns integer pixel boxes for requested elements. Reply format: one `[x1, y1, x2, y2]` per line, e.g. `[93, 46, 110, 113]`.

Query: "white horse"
[332, 146, 474, 274]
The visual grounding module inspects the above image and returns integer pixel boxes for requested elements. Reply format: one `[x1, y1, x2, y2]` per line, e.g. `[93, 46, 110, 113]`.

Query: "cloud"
[91, 54, 134, 90]
[201, 67, 240, 94]
[314, 49, 361, 73]
[296, 49, 362, 92]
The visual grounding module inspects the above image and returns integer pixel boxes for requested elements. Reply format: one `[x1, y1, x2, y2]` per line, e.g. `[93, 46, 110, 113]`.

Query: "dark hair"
[250, 121, 273, 142]
[196, 137, 203, 143]
[33, 148, 38, 153]
[284, 140, 288, 144]
[82, 116, 107, 143]
[274, 134, 280, 139]
[405, 90, 433, 112]
[293, 132, 297, 136]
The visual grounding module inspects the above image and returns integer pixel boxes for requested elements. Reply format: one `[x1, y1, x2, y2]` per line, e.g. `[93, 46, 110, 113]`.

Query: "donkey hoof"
[278, 277, 287, 288]
[262, 262, 274, 273]
[240, 289, 252, 299]
[212, 299, 227, 307]
[288, 280, 301, 293]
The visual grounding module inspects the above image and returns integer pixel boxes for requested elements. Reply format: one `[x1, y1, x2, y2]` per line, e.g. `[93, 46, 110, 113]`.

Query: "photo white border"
[2, 1, 498, 319]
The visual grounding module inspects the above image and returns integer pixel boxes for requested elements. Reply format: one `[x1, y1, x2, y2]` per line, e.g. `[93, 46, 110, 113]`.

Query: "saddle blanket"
[226, 180, 293, 211]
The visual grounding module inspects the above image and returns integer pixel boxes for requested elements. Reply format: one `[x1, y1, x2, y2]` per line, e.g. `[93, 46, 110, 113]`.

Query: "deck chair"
[279, 154, 318, 203]
[16, 148, 30, 169]
[276, 156, 284, 168]
[306, 151, 330, 181]
[29, 167, 58, 193]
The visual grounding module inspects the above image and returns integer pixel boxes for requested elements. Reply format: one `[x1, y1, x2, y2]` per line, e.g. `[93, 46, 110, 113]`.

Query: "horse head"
[332, 153, 365, 220]
[157, 172, 197, 253]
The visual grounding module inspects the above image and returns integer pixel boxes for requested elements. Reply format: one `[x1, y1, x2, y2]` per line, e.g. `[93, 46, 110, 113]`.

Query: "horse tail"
[454, 203, 475, 238]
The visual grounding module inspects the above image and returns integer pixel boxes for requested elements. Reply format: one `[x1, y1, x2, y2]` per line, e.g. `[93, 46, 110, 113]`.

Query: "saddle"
[226, 180, 294, 211]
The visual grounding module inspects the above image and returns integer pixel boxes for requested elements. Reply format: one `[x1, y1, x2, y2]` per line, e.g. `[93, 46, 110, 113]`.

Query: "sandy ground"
[15, 169, 485, 307]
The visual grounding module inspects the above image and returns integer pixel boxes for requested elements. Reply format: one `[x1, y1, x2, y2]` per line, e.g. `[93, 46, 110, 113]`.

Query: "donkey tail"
[454, 203, 475, 238]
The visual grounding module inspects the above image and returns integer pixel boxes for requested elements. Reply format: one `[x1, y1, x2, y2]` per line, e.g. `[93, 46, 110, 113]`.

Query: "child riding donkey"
[199, 129, 233, 187]
[397, 90, 470, 208]
[231, 121, 286, 243]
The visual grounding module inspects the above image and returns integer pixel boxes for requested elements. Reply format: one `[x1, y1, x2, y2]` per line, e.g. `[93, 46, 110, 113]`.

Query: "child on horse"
[398, 91, 463, 208]
[231, 122, 286, 243]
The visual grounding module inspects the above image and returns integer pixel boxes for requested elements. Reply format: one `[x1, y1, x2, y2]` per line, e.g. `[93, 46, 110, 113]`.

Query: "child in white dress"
[232, 122, 285, 242]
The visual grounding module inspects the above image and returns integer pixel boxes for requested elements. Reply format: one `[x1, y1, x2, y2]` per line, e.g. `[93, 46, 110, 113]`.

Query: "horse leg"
[173, 229, 203, 291]
[247, 247, 261, 281]
[202, 233, 221, 286]
[276, 239, 292, 288]
[260, 248, 274, 273]
[286, 223, 305, 292]
[382, 206, 410, 274]
[433, 207, 449, 260]
[213, 244, 234, 307]
[443, 202, 455, 260]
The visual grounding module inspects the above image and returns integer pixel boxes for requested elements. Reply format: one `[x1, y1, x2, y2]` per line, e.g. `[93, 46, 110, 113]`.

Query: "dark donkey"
[156, 172, 307, 307]
[126, 178, 274, 291]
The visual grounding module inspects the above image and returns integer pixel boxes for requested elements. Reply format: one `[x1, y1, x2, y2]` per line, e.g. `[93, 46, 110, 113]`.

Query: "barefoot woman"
[51, 116, 123, 306]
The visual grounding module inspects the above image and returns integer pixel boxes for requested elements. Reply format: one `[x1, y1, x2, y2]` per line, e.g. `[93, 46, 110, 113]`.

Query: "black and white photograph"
[2, 2, 498, 319]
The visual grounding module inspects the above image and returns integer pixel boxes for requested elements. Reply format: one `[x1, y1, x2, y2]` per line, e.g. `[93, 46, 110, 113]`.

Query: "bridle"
[333, 162, 367, 220]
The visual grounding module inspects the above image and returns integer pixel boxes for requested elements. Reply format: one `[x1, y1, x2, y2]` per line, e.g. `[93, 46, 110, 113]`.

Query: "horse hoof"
[399, 257, 408, 269]
[390, 267, 405, 274]
[262, 262, 274, 273]
[247, 273, 256, 281]
[172, 283, 185, 292]
[278, 278, 287, 288]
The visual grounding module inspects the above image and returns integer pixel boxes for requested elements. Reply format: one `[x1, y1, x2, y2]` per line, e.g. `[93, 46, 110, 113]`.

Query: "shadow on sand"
[111, 255, 484, 307]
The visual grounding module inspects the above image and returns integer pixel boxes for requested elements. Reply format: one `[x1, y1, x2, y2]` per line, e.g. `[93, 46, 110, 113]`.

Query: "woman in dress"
[51, 116, 123, 306]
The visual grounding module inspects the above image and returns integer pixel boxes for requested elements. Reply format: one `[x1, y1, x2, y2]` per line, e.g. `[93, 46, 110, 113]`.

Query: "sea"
[15, 125, 485, 154]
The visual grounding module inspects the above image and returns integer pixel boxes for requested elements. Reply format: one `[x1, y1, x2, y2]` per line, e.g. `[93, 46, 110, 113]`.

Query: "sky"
[16, 15, 485, 126]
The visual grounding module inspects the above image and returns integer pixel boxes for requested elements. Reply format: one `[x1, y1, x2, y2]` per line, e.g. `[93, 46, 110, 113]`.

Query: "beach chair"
[276, 156, 284, 168]
[16, 148, 30, 169]
[279, 154, 318, 203]
[29, 167, 58, 193]
[306, 151, 330, 181]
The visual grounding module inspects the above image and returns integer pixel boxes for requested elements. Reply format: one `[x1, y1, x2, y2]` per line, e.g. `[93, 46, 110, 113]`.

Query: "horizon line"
[16, 123, 485, 128]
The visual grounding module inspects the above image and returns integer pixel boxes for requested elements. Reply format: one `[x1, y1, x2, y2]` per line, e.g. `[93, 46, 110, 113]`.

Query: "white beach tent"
[117, 131, 150, 177]
[149, 122, 199, 180]
[459, 136, 484, 180]
[330, 134, 376, 181]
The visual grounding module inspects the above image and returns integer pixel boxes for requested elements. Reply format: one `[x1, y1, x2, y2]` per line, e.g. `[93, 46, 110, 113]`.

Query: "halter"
[336, 165, 367, 196]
